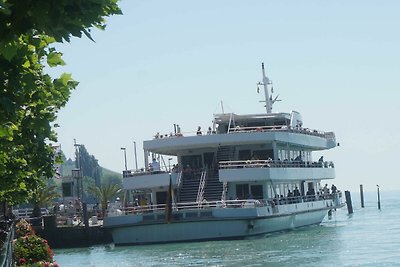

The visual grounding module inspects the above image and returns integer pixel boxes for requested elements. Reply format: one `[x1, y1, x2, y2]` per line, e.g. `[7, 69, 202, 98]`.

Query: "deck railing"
[219, 160, 335, 169]
[123, 168, 180, 178]
[151, 125, 335, 140]
[108, 192, 342, 217]
[0, 221, 14, 267]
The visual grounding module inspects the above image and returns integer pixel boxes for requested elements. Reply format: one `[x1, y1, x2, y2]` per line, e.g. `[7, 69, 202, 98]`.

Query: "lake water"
[54, 191, 400, 267]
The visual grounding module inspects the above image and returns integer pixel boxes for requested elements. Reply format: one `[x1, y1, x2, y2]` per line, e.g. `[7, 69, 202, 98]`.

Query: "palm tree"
[88, 183, 121, 217]
[31, 184, 60, 218]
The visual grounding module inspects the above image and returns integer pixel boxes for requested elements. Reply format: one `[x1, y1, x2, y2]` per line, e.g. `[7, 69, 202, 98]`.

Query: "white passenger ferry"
[104, 64, 343, 245]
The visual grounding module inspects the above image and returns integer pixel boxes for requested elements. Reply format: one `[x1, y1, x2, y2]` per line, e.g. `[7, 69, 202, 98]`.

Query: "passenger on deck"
[331, 184, 337, 194]
[152, 158, 160, 172]
[294, 187, 300, 197]
[318, 156, 324, 167]
[323, 184, 329, 197]
[306, 188, 316, 201]
[287, 190, 293, 203]
[207, 127, 212, 135]
[294, 187, 301, 202]
[197, 126, 202, 135]
[172, 164, 179, 172]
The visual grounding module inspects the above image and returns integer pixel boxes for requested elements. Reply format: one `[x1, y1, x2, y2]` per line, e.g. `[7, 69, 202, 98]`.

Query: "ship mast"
[258, 63, 278, 114]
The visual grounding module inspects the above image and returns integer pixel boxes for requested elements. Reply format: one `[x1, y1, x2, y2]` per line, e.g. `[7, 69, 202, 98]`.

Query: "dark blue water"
[54, 191, 400, 266]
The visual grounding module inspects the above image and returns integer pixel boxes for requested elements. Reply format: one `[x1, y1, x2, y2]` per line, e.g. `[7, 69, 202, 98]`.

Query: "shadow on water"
[54, 191, 400, 267]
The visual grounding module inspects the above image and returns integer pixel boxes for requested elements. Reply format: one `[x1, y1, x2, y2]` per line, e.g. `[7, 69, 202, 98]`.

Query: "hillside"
[58, 144, 122, 186]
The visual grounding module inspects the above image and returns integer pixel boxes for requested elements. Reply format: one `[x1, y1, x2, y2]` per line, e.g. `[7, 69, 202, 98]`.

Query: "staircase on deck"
[178, 146, 236, 203]
[178, 173, 201, 203]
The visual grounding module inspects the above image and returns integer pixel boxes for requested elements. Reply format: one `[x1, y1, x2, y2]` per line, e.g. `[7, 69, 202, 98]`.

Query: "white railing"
[219, 160, 335, 169]
[123, 168, 179, 178]
[196, 169, 207, 204]
[111, 192, 343, 217]
[150, 125, 335, 140]
[221, 181, 228, 201]
[12, 208, 49, 219]
[176, 170, 183, 187]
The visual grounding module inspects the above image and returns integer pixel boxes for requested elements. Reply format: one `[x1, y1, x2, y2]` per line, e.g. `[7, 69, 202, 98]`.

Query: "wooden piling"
[345, 190, 353, 214]
[377, 185, 381, 210]
[360, 184, 364, 208]
[83, 203, 89, 228]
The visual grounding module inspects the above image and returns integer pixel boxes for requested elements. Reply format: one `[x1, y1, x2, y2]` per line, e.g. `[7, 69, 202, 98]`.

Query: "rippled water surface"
[54, 191, 400, 267]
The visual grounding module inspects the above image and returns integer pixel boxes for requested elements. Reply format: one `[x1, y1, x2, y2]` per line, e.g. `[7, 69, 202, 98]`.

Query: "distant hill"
[60, 157, 122, 185]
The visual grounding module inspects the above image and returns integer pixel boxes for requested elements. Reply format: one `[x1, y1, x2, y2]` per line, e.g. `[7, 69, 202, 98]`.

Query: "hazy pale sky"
[53, 0, 400, 192]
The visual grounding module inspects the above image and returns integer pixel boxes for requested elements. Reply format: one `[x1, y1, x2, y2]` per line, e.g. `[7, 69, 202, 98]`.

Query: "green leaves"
[47, 52, 65, 67]
[0, 41, 18, 61]
[0, 123, 17, 141]
[0, 0, 121, 205]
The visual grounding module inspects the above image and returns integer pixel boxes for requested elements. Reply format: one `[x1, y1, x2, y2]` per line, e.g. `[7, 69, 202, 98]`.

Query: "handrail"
[221, 181, 228, 201]
[0, 222, 14, 267]
[109, 192, 343, 217]
[123, 169, 175, 178]
[219, 160, 334, 169]
[227, 113, 234, 134]
[196, 169, 207, 205]
[151, 125, 335, 139]
[176, 170, 183, 187]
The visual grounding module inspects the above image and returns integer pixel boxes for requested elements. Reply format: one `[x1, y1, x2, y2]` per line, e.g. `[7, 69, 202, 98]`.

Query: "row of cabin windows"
[217, 120, 289, 134]
[235, 182, 319, 200]
[180, 149, 313, 171]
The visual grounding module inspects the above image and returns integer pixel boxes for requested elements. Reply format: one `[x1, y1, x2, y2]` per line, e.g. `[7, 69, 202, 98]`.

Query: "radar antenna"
[257, 63, 281, 113]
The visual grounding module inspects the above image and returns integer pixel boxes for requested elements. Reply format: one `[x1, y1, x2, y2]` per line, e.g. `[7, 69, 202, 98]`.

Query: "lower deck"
[104, 195, 343, 245]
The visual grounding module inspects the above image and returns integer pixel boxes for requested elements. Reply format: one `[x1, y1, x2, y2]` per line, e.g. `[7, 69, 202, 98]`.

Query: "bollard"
[83, 203, 89, 228]
[345, 190, 353, 214]
[377, 185, 381, 210]
[360, 184, 364, 208]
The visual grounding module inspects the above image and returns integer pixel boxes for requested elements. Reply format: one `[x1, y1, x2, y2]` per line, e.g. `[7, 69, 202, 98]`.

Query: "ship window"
[156, 191, 167, 205]
[62, 182, 73, 197]
[239, 150, 251, 160]
[181, 155, 202, 169]
[250, 185, 263, 199]
[236, 184, 249, 199]
[217, 124, 228, 134]
[252, 150, 273, 160]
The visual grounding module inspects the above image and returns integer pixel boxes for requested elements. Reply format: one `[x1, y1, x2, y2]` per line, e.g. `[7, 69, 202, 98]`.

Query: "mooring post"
[360, 184, 364, 208]
[83, 202, 89, 228]
[377, 185, 381, 210]
[345, 190, 353, 214]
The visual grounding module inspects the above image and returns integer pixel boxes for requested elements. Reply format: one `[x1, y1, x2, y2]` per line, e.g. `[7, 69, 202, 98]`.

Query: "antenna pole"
[262, 63, 272, 113]
[220, 100, 225, 114]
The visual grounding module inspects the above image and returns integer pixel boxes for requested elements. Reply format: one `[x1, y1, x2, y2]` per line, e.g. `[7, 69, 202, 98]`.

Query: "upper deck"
[143, 114, 336, 155]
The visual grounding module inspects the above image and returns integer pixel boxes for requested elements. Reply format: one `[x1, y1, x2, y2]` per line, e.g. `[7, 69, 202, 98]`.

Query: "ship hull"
[105, 207, 330, 245]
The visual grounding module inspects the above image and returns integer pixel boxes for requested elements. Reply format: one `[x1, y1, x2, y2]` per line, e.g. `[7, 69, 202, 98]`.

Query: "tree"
[0, 1, 121, 205]
[76, 145, 102, 187]
[31, 183, 60, 218]
[88, 183, 121, 217]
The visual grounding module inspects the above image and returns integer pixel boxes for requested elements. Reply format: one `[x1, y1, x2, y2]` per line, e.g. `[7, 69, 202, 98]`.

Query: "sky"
[52, 0, 400, 193]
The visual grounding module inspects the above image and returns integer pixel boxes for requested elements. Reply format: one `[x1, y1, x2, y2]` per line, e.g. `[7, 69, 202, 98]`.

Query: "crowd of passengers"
[271, 183, 339, 205]
[222, 155, 334, 168]
[153, 123, 328, 139]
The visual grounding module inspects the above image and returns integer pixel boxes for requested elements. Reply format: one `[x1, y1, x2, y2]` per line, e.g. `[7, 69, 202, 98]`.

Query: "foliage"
[30, 183, 60, 217]
[88, 183, 121, 214]
[0, 0, 121, 205]
[15, 219, 35, 237]
[31, 184, 60, 208]
[76, 145, 102, 187]
[58, 147, 121, 202]
[14, 219, 58, 266]
[101, 171, 122, 186]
